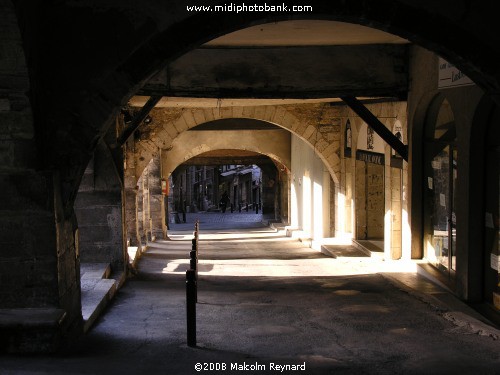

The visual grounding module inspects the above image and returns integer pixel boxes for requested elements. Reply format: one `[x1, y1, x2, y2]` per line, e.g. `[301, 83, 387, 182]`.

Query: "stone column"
[147, 156, 163, 240]
[390, 167, 403, 260]
[140, 170, 150, 242]
[0, 171, 82, 353]
[0, 7, 82, 350]
[74, 140, 125, 271]
[124, 140, 139, 248]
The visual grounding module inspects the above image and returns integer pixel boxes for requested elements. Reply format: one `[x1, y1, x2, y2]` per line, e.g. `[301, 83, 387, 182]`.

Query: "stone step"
[320, 244, 370, 258]
[352, 239, 385, 259]
[80, 263, 117, 333]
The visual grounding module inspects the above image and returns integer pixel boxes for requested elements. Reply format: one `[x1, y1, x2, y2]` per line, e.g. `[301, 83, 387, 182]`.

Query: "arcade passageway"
[1, 215, 499, 374]
[1, 0, 500, 364]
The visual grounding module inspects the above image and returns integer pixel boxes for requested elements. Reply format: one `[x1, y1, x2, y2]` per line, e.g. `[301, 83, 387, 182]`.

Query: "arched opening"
[73, 139, 125, 331]
[355, 122, 385, 242]
[424, 96, 458, 278]
[161, 148, 290, 232]
[480, 101, 500, 311]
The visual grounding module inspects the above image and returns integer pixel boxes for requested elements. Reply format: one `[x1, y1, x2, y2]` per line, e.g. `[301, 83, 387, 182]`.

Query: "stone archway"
[132, 104, 342, 186]
[9, 2, 500, 208]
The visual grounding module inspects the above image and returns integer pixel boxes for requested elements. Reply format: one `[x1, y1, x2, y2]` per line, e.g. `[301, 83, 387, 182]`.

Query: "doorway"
[355, 160, 385, 240]
[483, 107, 500, 306]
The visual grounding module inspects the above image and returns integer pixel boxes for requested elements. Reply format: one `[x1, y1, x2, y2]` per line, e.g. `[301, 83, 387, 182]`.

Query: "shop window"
[424, 97, 457, 276]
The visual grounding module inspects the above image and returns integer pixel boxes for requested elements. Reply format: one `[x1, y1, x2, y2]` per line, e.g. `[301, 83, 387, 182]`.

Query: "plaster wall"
[161, 129, 291, 177]
[290, 134, 331, 240]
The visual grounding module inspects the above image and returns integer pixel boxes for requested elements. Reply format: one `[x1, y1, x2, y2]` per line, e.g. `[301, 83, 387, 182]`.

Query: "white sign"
[392, 120, 404, 157]
[491, 253, 500, 271]
[357, 122, 384, 154]
[438, 57, 474, 89]
[485, 212, 494, 229]
[440, 193, 446, 207]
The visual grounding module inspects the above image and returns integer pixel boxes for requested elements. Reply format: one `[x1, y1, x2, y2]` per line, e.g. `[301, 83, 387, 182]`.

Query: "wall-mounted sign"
[438, 57, 474, 89]
[356, 150, 385, 165]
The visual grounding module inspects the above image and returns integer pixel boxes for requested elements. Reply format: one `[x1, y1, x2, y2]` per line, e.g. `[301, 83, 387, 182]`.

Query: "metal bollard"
[190, 250, 197, 271]
[192, 238, 198, 266]
[191, 237, 198, 301]
[186, 269, 197, 347]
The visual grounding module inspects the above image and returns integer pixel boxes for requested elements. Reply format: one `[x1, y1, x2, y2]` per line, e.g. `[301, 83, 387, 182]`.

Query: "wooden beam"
[341, 96, 408, 161]
[117, 95, 162, 146]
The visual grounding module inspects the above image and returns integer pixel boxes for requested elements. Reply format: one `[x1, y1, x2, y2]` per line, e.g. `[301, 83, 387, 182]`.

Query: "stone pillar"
[390, 167, 403, 260]
[0, 5, 82, 351]
[329, 177, 336, 237]
[0, 171, 82, 353]
[74, 140, 125, 271]
[137, 175, 145, 242]
[139, 175, 144, 234]
[124, 140, 139, 248]
[142, 166, 151, 241]
[279, 170, 290, 224]
[147, 156, 163, 240]
[261, 165, 278, 215]
[344, 158, 354, 234]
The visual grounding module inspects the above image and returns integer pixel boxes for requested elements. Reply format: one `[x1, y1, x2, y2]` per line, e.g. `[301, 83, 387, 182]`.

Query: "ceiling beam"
[117, 95, 162, 146]
[139, 44, 408, 99]
[341, 95, 408, 161]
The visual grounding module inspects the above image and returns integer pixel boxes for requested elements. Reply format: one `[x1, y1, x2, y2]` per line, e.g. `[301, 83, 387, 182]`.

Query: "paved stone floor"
[1, 214, 499, 374]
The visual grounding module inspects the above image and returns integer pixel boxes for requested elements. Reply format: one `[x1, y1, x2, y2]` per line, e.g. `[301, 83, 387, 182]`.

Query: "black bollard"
[230, 203, 234, 213]
[192, 238, 198, 263]
[238, 203, 241, 212]
[186, 269, 197, 347]
[189, 250, 197, 271]
[255, 203, 259, 214]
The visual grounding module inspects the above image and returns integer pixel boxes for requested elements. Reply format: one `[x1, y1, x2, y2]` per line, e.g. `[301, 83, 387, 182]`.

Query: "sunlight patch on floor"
[161, 258, 419, 277]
